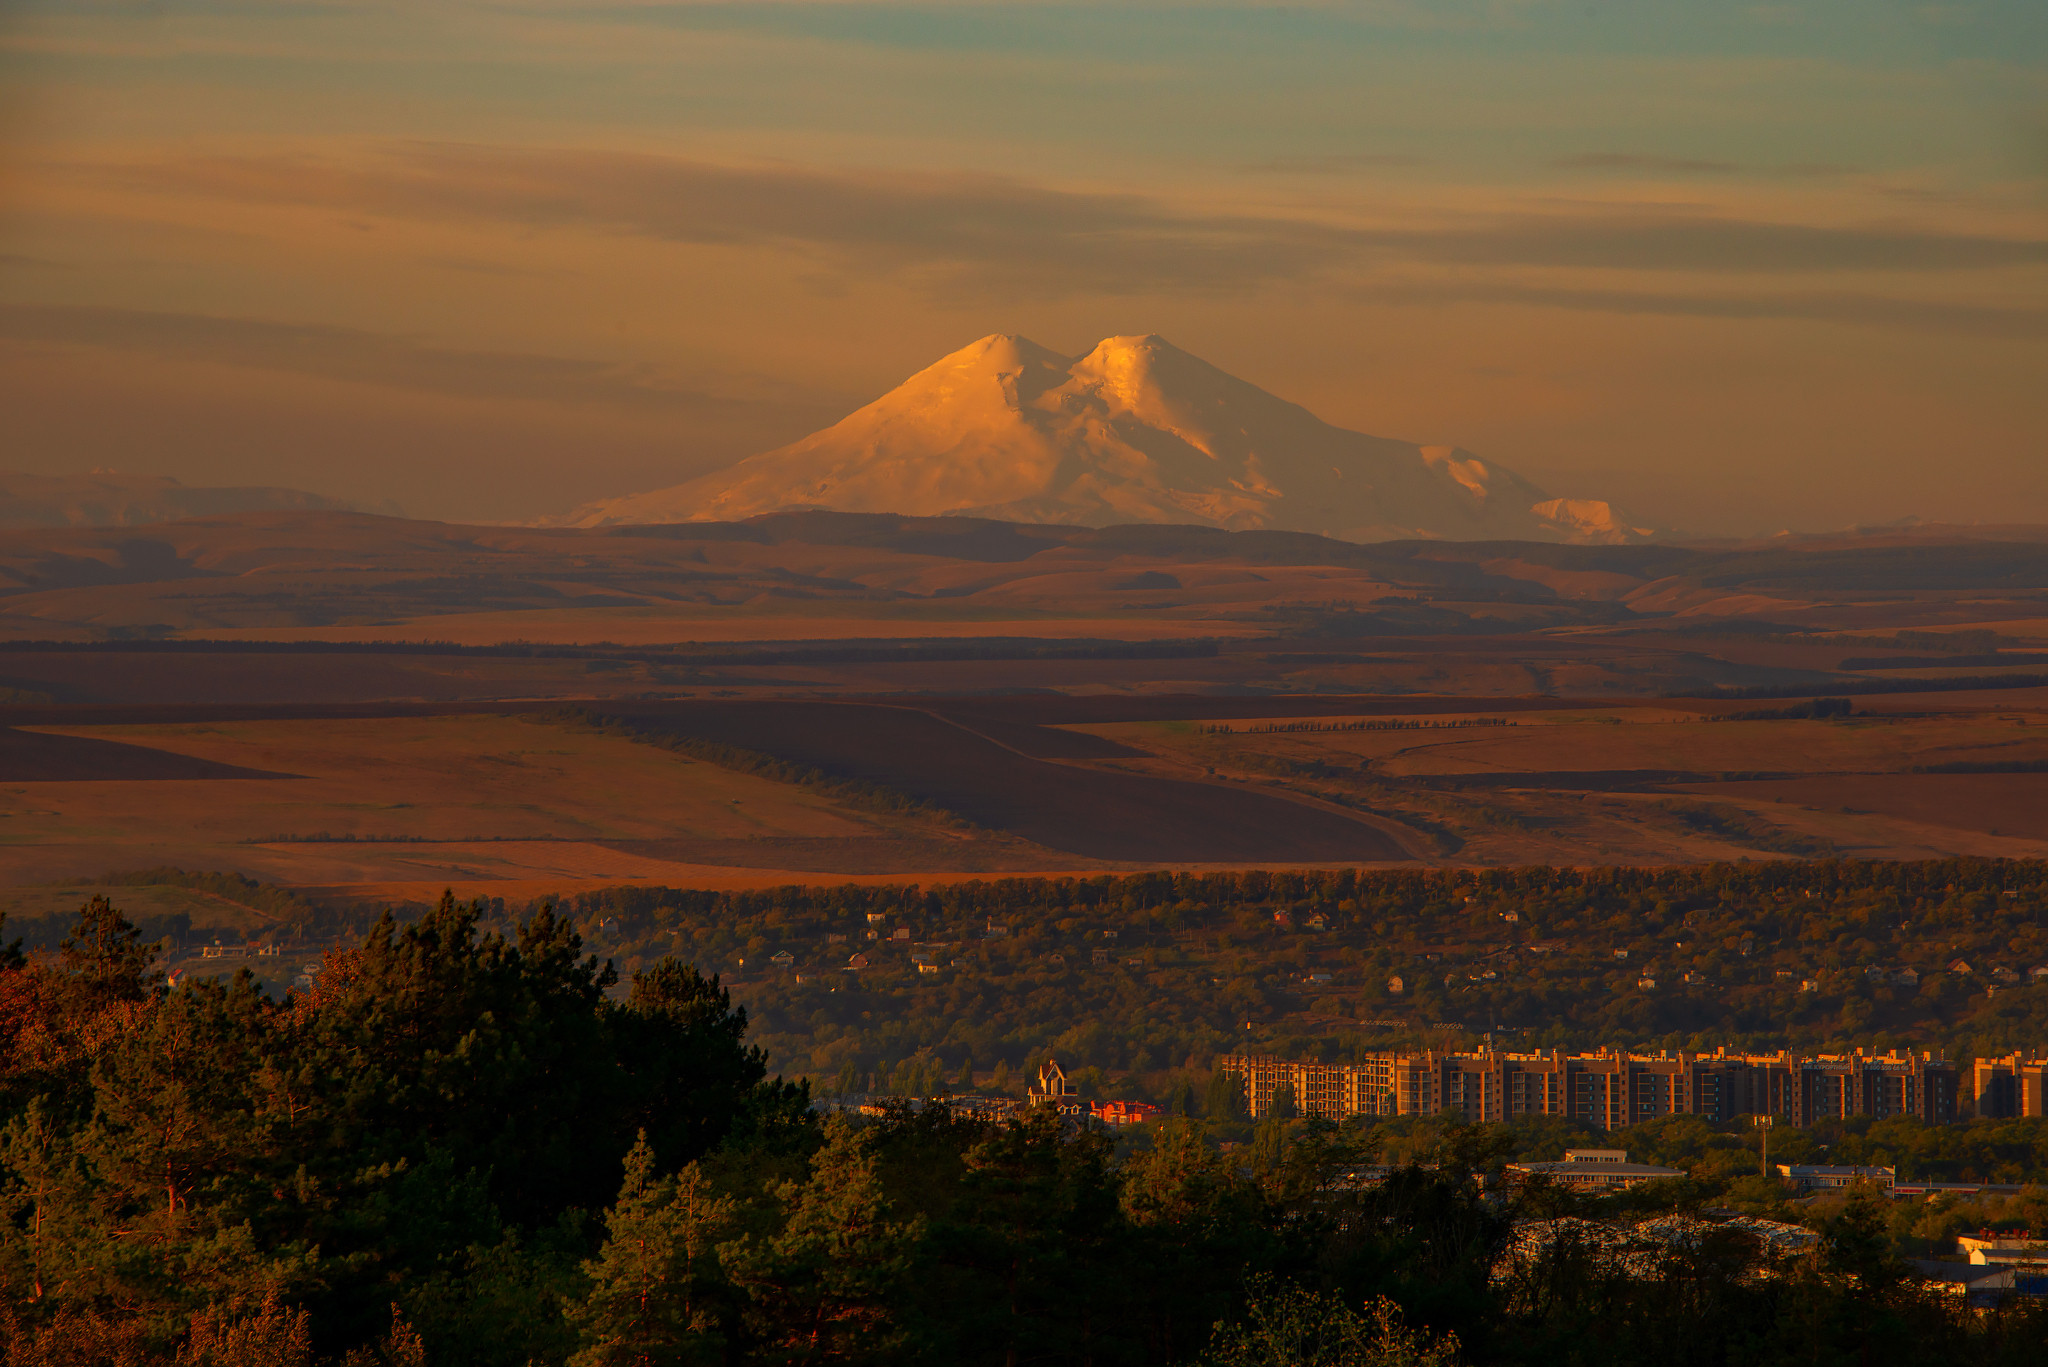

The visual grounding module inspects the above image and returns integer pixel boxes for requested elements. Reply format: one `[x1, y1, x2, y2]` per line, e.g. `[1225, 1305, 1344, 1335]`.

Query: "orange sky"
[2, 1, 2044, 533]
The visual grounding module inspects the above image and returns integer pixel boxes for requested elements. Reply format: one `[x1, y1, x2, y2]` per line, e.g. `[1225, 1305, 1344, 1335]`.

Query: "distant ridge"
[552, 333, 1653, 544]
[0, 470, 397, 529]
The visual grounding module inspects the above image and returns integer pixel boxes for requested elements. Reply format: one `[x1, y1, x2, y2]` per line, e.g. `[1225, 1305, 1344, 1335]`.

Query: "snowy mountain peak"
[554, 334, 1653, 543]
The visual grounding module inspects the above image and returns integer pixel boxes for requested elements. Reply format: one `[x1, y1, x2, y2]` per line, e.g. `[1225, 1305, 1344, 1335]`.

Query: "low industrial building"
[1957, 1234, 2048, 1267]
[1506, 1149, 1684, 1192]
[1893, 1181, 2029, 1198]
[1775, 1164, 1896, 1192]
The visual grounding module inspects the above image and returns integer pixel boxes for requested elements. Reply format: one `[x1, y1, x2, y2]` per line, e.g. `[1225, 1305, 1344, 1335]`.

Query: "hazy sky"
[3, 1, 2044, 531]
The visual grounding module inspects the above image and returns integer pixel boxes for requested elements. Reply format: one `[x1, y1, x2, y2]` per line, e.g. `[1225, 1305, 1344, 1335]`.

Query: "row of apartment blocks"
[1219, 1047, 1965, 1128]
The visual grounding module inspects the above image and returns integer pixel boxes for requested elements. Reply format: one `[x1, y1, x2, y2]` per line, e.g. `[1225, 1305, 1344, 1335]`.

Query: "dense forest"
[519, 859, 2048, 1097]
[1, 892, 2046, 1365]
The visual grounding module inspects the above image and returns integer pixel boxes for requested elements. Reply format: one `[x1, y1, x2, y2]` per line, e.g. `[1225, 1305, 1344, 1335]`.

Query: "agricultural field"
[0, 711, 1066, 897]
[1060, 704, 2048, 866]
[594, 701, 1416, 864]
[627, 691, 2048, 870]
[4, 688, 2046, 915]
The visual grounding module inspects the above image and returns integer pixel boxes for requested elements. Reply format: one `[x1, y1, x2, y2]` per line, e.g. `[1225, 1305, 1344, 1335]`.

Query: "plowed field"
[1668, 773, 2048, 841]
[1, 727, 296, 782]
[607, 702, 1408, 863]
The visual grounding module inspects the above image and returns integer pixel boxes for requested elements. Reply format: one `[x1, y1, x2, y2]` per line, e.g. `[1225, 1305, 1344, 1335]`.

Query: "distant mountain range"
[554, 334, 1654, 544]
[0, 471, 399, 530]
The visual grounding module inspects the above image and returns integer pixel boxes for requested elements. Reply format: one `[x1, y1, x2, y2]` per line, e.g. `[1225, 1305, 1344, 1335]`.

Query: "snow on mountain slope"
[557, 334, 1652, 544]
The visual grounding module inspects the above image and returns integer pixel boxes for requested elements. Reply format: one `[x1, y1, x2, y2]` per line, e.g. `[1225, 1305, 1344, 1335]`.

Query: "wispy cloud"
[92, 146, 1349, 292]
[1553, 153, 1740, 174]
[1236, 153, 1427, 174]
[1381, 214, 2043, 273]
[1361, 281, 2048, 337]
[89, 143, 2048, 290]
[1554, 152, 1860, 178]
[0, 302, 804, 412]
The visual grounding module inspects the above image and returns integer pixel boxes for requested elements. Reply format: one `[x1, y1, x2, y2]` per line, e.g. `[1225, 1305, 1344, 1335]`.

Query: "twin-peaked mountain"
[559, 333, 1652, 544]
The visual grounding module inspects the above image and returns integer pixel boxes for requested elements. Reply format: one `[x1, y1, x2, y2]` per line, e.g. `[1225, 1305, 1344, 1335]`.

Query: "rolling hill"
[0, 511, 2044, 648]
[0, 470, 394, 529]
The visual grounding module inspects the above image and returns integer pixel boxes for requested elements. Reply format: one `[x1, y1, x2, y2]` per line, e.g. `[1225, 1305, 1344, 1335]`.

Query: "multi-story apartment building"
[1971, 1053, 2047, 1118]
[1219, 1046, 1958, 1127]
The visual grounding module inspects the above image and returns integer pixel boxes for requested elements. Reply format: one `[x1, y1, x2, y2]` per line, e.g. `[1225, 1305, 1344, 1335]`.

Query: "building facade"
[1971, 1053, 2047, 1118]
[1219, 1046, 1958, 1127]
[1027, 1058, 1087, 1116]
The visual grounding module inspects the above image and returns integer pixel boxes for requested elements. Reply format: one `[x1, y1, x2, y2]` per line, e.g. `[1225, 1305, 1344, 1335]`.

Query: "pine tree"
[917, 1106, 1122, 1366]
[568, 1133, 737, 1367]
[86, 975, 272, 1190]
[0, 1101, 94, 1306]
[59, 896, 162, 1011]
[178, 1289, 313, 1367]
[1120, 1119, 1251, 1232]
[1117, 1119, 1269, 1362]
[338, 1305, 428, 1367]
[1201, 1275, 1458, 1367]
[723, 1118, 922, 1364]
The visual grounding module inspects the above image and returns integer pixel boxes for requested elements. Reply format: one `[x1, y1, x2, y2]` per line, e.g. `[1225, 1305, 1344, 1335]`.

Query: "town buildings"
[1093, 1099, 1165, 1126]
[1219, 1046, 1959, 1127]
